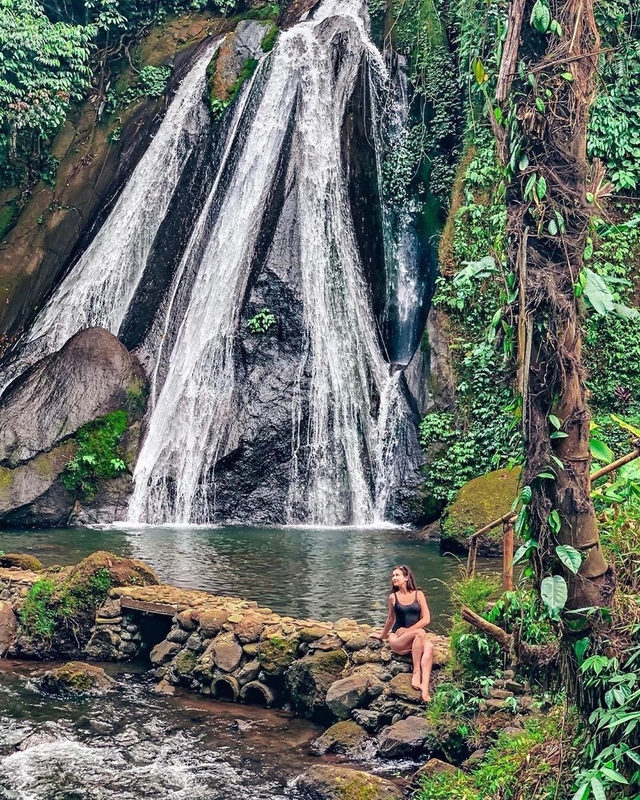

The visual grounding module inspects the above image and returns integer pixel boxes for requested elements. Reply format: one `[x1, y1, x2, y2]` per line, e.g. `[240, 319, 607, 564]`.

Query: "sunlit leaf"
[541, 575, 568, 618]
[556, 544, 581, 574]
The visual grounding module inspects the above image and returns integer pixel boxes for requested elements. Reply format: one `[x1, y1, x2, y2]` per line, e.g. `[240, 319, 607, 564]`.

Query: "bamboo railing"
[465, 447, 640, 587]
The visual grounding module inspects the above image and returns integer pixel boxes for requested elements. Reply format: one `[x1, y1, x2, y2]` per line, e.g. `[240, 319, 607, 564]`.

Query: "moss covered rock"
[311, 721, 369, 756]
[441, 467, 521, 556]
[296, 765, 402, 800]
[18, 552, 157, 657]
[259, 634, 300, 676]
[39, 661, 115, 695]
[0, 553, 43, 572]
[285, 648, 348, 719]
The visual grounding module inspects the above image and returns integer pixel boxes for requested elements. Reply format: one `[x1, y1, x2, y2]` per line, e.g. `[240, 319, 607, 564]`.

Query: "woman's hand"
[369, 632, 383, 640]
[394, 627, 406, 636]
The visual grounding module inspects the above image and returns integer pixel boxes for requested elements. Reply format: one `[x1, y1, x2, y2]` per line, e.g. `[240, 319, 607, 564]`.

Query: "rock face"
[441, 467, 522, 556]
[212, 20, 271, 100]
[39, 662, 116, 695]
[286, 649, 348, 719]
[296, 765, 403, 800]
[0, 328, 147, 527]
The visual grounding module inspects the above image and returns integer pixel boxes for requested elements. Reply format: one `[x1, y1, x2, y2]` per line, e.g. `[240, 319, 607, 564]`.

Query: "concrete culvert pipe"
[240, 681, 275, 708]
[211, 675, 240, 701]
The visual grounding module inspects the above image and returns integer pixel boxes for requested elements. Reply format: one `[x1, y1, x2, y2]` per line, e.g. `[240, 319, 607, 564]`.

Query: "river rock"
[411, 758, 457, 786]
[212, 635, 243, 672]
[311, 721, 369, 756]
[286, 649, 348, 718]
[150, 639, 181, 665]
[325, 674, 369, 719]
[0, 553, 43, 572]
[39, 662, 116, 695]
[296, 765, 402, 800]
[259, 634, 300, 676]
[0, 600, 17, 655]
[197, 609, 229, 637]
[237, 659, 261, 685]
[387, 672, 421, 702]
[377, 715, 435, 758]
[234, 613, 264, 644]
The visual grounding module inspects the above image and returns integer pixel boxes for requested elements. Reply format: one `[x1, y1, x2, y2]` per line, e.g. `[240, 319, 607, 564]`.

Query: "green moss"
[258, 634, 299, 675]
[174, 648, 199, 677]
[61, 411, 129, 498]
[20, 567, 112, 644]
[333, 776, 382, 800]
[261, 23, 278, 52]
[441, 467, 521, 548]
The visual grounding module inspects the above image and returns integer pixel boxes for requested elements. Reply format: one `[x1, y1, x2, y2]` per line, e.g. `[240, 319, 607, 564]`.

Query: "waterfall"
[128, 0, 399, 525]
[24, 39, 219, 356]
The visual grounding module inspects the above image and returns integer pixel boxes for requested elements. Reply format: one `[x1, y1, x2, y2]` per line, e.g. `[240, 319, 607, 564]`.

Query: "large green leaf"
[453, 256, 497, 288]
[541, 575, 568, 619]
[583, 268, 615, 315]
[556, 544, 581, 574]
[590, 438, 614, 464]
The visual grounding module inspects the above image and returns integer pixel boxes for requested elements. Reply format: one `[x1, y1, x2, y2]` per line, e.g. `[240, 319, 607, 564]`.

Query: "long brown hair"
[391, 564, 418, 593]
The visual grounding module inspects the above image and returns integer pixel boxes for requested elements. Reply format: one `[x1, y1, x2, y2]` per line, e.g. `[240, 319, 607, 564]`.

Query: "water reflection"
[0, 525, 485, 630]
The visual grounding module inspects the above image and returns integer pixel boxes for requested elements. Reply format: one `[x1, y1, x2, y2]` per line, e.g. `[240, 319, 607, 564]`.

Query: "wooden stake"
[503, 519, 514, 591]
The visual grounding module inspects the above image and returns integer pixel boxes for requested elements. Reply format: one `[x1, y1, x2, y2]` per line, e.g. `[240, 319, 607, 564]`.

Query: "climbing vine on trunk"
[494, 0, 615, 619]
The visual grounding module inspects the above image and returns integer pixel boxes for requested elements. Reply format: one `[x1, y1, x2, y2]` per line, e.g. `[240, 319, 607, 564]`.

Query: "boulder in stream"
[296, 765, 403, 800]
[39, 662, 116, 695]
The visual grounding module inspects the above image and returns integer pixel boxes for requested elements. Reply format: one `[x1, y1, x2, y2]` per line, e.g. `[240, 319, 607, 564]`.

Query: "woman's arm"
[405, 591, 430, 632]
[371, 594, 396, 640]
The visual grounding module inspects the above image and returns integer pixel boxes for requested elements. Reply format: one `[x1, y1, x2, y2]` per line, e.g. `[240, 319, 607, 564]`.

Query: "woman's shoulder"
[388, 592, 396, 603]
[417, 589, 427, 601]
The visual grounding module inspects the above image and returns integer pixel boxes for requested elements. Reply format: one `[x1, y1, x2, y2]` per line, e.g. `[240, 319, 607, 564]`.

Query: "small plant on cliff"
[62, 410, 129, 497]
[247, 307, 276, 334]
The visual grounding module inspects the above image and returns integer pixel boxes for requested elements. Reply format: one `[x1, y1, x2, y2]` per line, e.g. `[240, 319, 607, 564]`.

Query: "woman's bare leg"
[389, 630, 426, 691]
[411, 630, 426, 689]
[421, 640, 434, 702]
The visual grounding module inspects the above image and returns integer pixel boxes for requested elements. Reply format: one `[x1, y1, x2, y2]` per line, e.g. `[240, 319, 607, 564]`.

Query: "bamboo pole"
[464, 447, 640, 577]
[502, 519, 514, 591]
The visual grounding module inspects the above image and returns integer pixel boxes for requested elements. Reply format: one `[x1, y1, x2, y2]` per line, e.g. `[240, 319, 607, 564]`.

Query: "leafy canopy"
[0, 0, 94, 165]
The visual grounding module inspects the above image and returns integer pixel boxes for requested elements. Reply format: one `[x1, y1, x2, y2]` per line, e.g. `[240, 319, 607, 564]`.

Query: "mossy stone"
[441, 467, 521, 556]
[258, 634, 299, 676]
[174, 648, 199, 678]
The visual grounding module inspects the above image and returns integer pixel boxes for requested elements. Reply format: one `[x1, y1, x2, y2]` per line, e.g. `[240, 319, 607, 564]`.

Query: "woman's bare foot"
[411, 673, 422, 691]
[421, 685, 431, 703]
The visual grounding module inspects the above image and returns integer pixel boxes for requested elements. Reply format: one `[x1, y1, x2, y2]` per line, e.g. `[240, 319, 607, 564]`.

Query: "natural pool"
[0, 524, 489, 630]
[0, 525, 496, 798]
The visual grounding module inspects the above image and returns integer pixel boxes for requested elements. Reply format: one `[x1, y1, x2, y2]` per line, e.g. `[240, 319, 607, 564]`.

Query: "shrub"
[62, 410, 129, 497]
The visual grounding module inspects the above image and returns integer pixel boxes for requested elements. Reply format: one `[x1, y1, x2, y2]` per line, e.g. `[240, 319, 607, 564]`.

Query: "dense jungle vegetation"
[1, 0, 640, 795]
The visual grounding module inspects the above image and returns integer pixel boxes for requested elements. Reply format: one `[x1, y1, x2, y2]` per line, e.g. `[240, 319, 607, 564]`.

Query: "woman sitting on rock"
[371, 564, 433, 702]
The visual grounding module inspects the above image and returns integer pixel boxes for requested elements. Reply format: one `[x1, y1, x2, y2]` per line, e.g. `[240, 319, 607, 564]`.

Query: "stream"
[0, 524, 494, 798]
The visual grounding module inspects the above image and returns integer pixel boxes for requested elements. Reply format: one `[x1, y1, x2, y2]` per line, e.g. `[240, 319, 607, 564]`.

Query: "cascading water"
[24, 39, 218, 358]
[128, 0, 395, 525]
[1, 0, 431, 527]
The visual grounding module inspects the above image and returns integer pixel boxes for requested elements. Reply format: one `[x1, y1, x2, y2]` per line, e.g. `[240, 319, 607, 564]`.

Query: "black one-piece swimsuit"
[392, 592, 421, 632]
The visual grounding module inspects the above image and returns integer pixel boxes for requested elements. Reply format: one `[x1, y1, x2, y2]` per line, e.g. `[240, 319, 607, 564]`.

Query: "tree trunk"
[500, 0, 614, 609]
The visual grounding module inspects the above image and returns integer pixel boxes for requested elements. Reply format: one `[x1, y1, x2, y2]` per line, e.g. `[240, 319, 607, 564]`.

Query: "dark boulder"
[0, 327, 145, 466]
[0, 328, 147, 526]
